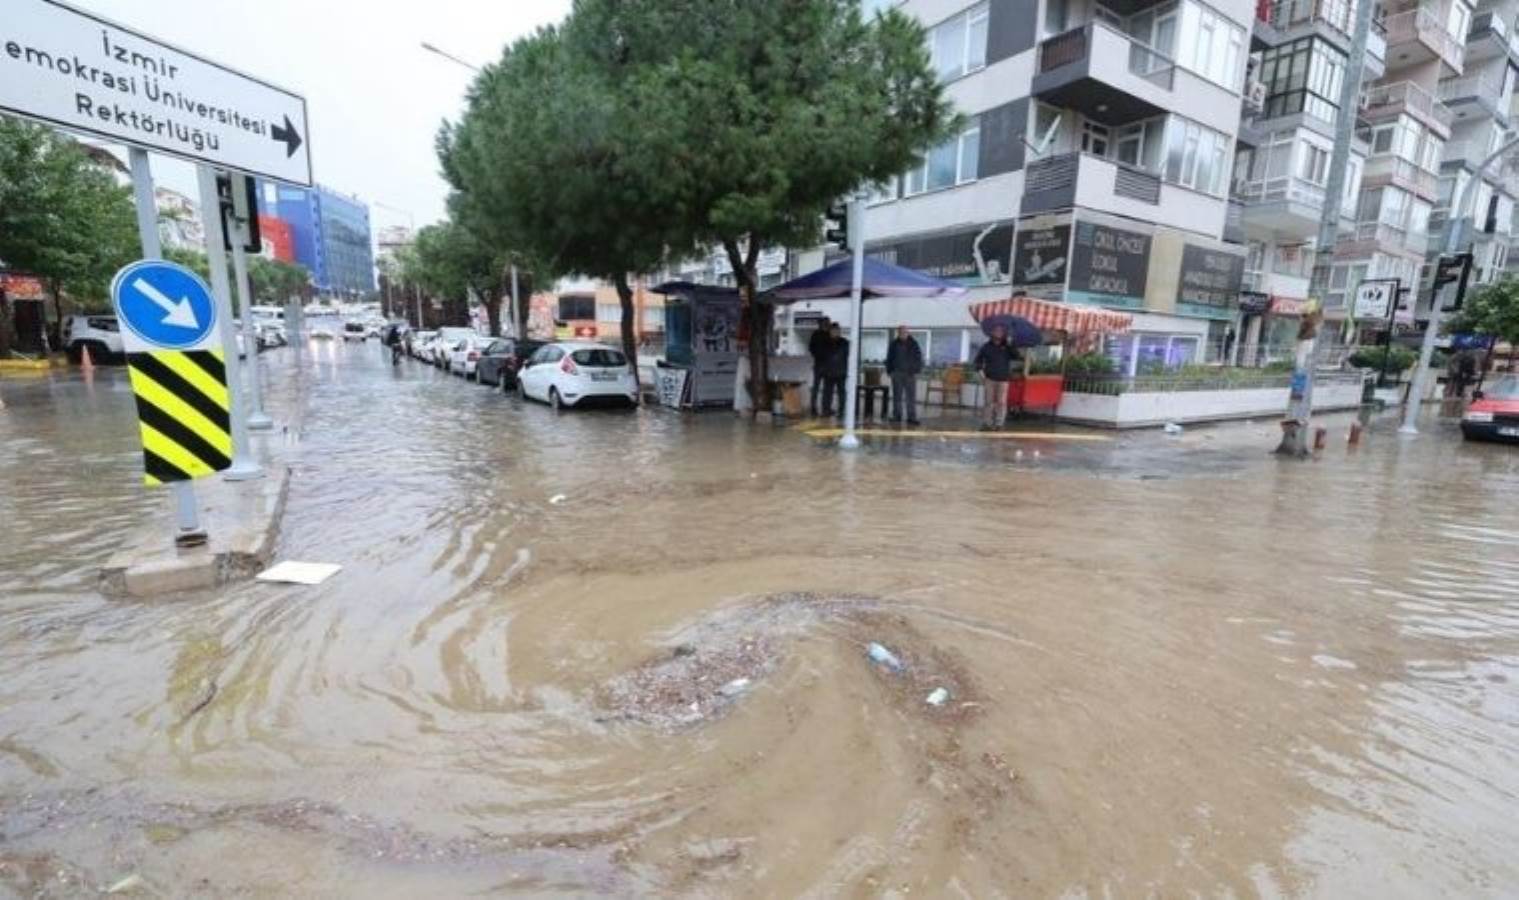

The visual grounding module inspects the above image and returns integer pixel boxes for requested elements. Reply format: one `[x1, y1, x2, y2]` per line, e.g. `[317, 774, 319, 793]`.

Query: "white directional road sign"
[0, 0, 312, 185]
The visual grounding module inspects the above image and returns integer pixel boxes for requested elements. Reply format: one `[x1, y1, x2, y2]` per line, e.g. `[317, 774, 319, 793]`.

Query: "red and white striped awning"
[969, 296, 1133, 334]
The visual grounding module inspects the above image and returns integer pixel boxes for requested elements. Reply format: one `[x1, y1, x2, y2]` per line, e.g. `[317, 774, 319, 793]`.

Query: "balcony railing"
[1038, 22, 1177, 89]
[1381, 6, 1465, 69]
[1038, 25, 1090, 73]
[1024, 152, 1163, 206]
[1268, 0, 1356, 36]
[1128, 42, 1176, 89]
[1366, 155, 1440, 198]
[1363, 80, 1454, 130]
[1440, 72, 1512, 112]
[1235, 174, 1328, 208]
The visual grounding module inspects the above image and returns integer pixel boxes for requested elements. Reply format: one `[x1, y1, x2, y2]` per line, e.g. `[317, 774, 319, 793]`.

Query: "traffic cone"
[80, 344, 95, 373]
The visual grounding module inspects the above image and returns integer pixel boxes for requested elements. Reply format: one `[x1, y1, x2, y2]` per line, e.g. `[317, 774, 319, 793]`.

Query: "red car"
[1461, 374, 1519, 442]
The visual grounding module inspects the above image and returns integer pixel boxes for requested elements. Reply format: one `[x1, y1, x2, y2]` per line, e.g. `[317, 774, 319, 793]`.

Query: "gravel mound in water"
[597, 592, 980, 731]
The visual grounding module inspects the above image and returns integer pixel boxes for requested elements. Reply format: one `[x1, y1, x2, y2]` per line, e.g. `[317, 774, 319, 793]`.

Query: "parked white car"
[408, 330, 437, 359]
[63, 314, 124, 362]
[517, 342, 639, 409]
[447, 334, 496, 378]
[432, 327, 478, 367]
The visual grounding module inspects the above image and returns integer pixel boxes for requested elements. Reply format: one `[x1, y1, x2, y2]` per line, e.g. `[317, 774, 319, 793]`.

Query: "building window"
[1164, 116, 1230, 196]
[1258, 36, 1345, 123]
[1031, 104, 1063, 157]
[1174, 0, 1247, 91]
[1298, 141, 1329, 184]
[1447, 1, 1471, 42]
[1045, 0, 1069, 35]
[904, 122, 981, 195]
[930, 3, 990, 81]
[1114, 118, 1165, 170]
[1081, 120, 1110, 156]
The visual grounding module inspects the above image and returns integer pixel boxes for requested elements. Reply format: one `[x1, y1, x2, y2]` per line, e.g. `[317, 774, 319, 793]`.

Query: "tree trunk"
[51, 279, 65, 353]
[0, 296, 15, 358]
[723, 236, 769, 414]
[613, 271, 640, 388]
[482, 281, 502, 337]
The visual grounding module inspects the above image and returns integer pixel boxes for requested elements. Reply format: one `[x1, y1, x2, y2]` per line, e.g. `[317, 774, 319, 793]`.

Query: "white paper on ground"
[256, 561, 342, 585]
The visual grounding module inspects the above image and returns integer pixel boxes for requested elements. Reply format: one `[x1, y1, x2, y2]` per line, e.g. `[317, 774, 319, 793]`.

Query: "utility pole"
[839, 196, 867, 450]
[1276, 0, 1376, 456]
[128, 148, 206, 547]
[1401, 135, 1519, 433]
[198, 166, 262, 481]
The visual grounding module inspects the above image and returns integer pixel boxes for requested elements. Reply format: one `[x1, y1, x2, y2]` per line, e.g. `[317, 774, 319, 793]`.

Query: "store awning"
[969, 296, 1132, 334]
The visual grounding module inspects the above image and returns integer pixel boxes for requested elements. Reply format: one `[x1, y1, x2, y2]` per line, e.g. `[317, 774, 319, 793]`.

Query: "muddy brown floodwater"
[3, 343, 1519, 897]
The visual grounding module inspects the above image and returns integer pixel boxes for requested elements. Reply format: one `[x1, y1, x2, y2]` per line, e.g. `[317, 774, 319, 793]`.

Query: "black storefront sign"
[1175, 244, 1246, 319]
[1068, 221, 1149, 308]
[1238, 291, 1270, 315]
[1012, 224, 1070, 287]
[829, 223, 1014, 284]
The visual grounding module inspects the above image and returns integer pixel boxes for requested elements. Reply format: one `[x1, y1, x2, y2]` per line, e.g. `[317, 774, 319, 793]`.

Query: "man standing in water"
[820, 323, 849, 418]
[885, 324, 923, 426]
[974, 325, 1017, 431]
[808, 317, 833, 417]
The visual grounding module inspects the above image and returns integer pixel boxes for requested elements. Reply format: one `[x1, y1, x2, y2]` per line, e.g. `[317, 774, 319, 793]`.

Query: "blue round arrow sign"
[110, 260, 218, 351]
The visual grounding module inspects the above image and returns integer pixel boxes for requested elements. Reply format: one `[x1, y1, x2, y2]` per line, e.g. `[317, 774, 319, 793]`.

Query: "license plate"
[591, 372, 619, 382]
[1499, 427, 1519, 437]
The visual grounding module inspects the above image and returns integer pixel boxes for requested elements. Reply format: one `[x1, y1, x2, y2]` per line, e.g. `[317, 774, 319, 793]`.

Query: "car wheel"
[549, 387, 564, 411]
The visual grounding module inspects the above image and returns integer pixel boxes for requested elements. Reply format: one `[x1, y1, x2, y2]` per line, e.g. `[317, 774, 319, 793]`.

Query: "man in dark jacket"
[974, 325, 1019, 430]
[808, 317, 833, 416]
[885, 324, 924, 425]
[820, 324, 849, 418]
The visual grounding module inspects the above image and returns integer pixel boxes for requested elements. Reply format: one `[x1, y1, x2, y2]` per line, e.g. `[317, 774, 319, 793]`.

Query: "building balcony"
[1381, 5, 1465, 76]
[1439, 71, 1514, 126]
[1032, 23, 1239, 136]
[1023, 151, 1229, 236]
[1338, 221, 1431, 256]
[1463, 10, 1518, 64]
[1362, 80, 1454, 138]
[1267, 0, 1387, 75]
[1361, 154, 1441, 201]
[1441, 137, 1515, 176]
[1235, 174, 1355, 236]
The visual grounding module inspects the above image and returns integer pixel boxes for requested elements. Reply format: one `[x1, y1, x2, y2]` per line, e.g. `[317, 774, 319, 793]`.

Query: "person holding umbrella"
[885, 324, 924, 425]
[974, 323, 1021, 431]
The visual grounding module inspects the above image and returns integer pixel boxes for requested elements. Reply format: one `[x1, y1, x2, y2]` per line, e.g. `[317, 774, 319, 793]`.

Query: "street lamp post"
[420, 42, 481, 73]
[1399, 134, 1519, 435]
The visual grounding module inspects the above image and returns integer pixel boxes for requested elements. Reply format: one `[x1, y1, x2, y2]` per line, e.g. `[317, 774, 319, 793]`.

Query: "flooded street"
[4, 343, 1519, 897]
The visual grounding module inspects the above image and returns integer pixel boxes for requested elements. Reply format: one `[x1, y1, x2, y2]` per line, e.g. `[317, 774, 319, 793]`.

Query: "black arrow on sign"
[270, 115, 303, 158]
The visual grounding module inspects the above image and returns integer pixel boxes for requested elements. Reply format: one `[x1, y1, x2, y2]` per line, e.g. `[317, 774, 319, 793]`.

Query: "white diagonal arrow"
[132, 277, 200, 330]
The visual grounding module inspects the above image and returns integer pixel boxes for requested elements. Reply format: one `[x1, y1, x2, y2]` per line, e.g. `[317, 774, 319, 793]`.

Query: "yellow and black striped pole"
[124, 350, 233, 485]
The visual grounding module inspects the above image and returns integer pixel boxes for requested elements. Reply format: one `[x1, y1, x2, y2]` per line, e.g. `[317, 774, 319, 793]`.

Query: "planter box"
[1056, 378, 1365, 428]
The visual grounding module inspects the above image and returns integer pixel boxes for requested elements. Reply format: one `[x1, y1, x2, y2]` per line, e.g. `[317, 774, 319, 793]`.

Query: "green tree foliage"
[564, 0, 955, 402]
[439, 25, 684, 363]
[409, 221, 498, 330]
[0, 117, 138, 348]
[247, 256, 310, 305]
[1448, 276, 1519, 346]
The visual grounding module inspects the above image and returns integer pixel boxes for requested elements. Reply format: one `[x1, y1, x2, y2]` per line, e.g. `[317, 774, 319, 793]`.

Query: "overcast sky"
[74, 0, 571, 230]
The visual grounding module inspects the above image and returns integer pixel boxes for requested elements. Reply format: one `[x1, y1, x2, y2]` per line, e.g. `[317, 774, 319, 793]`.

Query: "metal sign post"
[123, 148, 207, 547]
[226, 179, 272, 431]
[198, 165, 263, 481]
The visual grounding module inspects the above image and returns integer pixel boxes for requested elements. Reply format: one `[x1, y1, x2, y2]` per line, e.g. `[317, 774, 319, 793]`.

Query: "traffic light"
[1433, 253, 1470, 290]
[824, 202, 849, 250]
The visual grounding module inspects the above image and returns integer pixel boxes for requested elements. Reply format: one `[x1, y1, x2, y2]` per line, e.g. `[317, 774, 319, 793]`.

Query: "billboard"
[1067, 221, 1150, 309]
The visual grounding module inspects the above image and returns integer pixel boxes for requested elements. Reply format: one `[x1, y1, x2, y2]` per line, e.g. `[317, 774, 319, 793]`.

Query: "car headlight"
[1465, 411, 1494, 423]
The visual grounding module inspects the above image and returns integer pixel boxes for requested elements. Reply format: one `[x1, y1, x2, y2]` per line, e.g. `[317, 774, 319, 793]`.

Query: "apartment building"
[1326, 0, 1469, 326]
[784, 0, 1257, 373]
[1430, 0, 1518, 295]
[1232, 0, 1383, 361]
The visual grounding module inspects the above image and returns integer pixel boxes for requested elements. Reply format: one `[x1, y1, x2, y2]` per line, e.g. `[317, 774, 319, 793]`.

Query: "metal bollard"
[1313, 427, 1328, 450]
[1348, 423, 1363, 447]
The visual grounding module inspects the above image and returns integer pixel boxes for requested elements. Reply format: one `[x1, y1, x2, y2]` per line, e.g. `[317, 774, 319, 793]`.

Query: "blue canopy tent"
[769, 258, 965, 443]
[770, 257, 968, 302]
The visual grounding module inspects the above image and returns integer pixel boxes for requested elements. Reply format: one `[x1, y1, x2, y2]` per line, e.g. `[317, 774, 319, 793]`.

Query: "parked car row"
[404, 329, 638, 409]
[63, 314, 288, 362]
